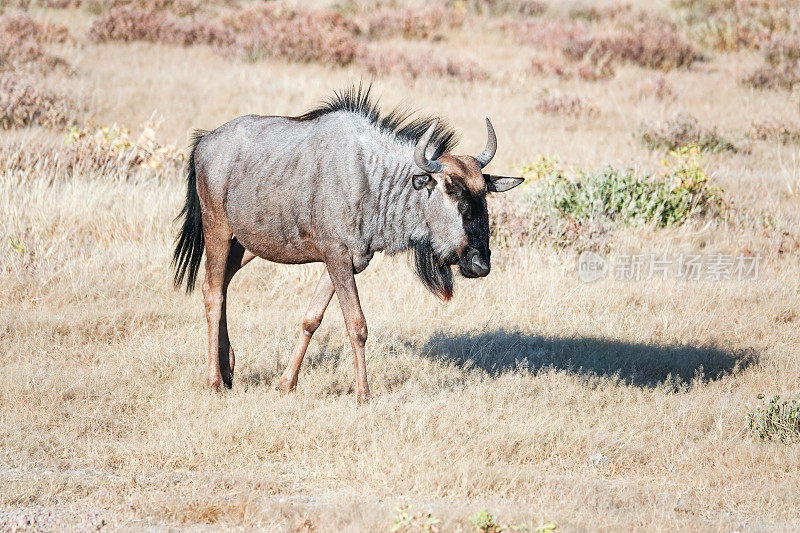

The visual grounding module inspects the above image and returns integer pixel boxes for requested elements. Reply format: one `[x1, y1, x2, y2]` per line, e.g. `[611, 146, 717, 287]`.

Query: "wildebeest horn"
[414, 119, 443, 173]
[475, 118, 497, 168]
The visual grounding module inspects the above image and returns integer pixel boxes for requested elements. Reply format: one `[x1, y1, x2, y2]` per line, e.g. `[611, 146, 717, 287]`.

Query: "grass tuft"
[748, 395, 800, 443]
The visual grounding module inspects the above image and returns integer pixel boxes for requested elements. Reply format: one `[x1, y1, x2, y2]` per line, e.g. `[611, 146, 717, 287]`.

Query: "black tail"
[172, 130, 208, 293]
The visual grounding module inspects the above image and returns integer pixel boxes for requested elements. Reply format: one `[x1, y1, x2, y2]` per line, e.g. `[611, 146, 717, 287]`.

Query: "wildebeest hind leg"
[219, 238, 257, 385]
[277, 268, 334, 394]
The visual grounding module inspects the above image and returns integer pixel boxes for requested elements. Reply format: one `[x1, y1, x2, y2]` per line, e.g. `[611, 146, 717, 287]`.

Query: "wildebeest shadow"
[419, 329, 758, 389]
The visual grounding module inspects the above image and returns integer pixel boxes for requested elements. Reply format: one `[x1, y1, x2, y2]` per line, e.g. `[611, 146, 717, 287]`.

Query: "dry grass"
[1, 1, 800, 531]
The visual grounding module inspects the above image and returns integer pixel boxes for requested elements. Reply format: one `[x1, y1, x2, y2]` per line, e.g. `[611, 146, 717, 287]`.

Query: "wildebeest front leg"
[277, 268, 334, 394]
[325, 252, 371, 404]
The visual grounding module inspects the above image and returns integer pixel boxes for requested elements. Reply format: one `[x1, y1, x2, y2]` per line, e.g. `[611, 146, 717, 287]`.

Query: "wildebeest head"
[411, 119, 523, 297]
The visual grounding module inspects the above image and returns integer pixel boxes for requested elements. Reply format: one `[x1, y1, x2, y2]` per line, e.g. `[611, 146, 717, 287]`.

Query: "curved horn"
[475, 118, 497, 168]
[414, 119, 443, 173]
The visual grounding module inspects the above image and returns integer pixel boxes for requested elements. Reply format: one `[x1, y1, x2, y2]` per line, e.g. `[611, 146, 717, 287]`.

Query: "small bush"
[671, 0, 799, 52]
[563, 22, 699, 71]
[0, 10, 70, 43]
[530, 54, 615, 81]
[0, 74, 74, 128]
[89, 7, 235, 46]
[391, 505, 440, 532]
[748, 120, 800, 145]
[223, 6, 360, 37]
[0, 11, 70, 73]
[743, 59, 800, 91]
[64, 120, 184, 172]
[236, 10, 362, 65]
[469, 510, 502, 533]
[451, 0, 546, 16]
[535, 90, 599, 117]
[105, 0, 238, 16]
[638, 75, 675, 99]
[358, 47, 487, 81]
[762, 35, 800, 65]
[367, 5, 462, 40]
[748, 395, 800, 443]
[491, 148, 724, 249]
[0, 119, 184, 178]
[505, 19, 588, 51]
[638, 113, 737, 153]
[568, 4, 632, 22]
[533, 146, 724, 229]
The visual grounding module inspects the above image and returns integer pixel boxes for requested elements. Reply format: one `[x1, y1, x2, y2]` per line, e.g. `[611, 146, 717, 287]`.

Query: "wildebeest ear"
[484, 174, 524, 193]
[412, 173, 436, 191]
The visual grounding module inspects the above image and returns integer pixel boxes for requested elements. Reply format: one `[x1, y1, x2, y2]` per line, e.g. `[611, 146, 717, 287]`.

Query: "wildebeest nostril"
[470, 254, 490, 276]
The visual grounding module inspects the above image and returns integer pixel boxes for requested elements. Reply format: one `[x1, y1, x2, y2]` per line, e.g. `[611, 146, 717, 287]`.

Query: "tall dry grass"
[1, 1, 800, 531]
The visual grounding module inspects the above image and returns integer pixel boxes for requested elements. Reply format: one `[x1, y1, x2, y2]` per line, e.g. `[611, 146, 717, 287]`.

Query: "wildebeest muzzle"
[459, 247, 490, 278]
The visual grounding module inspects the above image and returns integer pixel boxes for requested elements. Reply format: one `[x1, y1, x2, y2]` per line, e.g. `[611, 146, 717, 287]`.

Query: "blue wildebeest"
[172, 86, 523, 403]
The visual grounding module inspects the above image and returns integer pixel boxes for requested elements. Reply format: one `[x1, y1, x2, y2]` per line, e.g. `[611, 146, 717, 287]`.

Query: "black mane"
[296, 84, 458, 159]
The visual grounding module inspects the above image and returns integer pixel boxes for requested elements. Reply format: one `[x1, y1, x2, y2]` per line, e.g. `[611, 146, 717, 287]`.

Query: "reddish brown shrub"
[535, 91, 599, 117]
[530, 54, 615, 81]
[89, 7, 235, 47]
[367, 5, 462, 40]
[568, 4, 633, 22]
[0, 11, 69, 43]
[358, 47, 487, 81]
[763, 35, 800, 65]
[748, 120, 800, 144]
[37, 0, 239, 15]
[0, 0, 31, 11]
[563, 23, 699, 71]
[743, 60, 800, 90]
[455, 0, 546, 16]
[0, 74, 74, 128]
[639, 75, 675, 99]
[234, 10, 362, 65]
[638, 113, 737, 153]
[223, 5, 360, 36]
[0, 12, 70, 72]
[504, 19, 588, 51]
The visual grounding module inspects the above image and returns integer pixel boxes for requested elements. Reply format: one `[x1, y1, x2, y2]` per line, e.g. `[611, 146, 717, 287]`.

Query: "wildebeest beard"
[410, 239, 455, 301]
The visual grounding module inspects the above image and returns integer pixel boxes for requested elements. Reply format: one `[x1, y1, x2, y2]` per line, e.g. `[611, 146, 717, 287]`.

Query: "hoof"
[276, 376, 296, 395]
[357, 390, 372, 405]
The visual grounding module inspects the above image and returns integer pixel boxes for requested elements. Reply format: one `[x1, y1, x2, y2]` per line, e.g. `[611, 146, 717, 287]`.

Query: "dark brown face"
[413, 154, 524, 279]
[439, 155, 491, 278]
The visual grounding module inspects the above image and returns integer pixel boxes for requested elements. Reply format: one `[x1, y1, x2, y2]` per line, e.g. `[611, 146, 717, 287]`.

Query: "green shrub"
[529, 146, 724, 228]
[391, 505, 441, 532]
[748, 395, 800, 443]
[489, 147, 725, 249]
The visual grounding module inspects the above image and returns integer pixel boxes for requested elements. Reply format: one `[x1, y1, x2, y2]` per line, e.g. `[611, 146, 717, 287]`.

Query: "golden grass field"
[2, 0, 800, 531]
